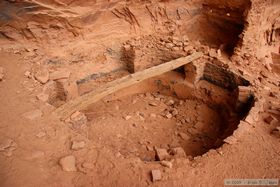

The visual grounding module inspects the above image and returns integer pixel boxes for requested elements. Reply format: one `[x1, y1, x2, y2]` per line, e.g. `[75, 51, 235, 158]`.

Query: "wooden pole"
[54, 52, 203, 119]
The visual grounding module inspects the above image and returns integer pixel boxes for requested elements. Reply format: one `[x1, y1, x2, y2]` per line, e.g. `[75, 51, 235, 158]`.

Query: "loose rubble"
[0, 139, 17, 157]
[178, 132, 190, 141]
[170, 147, 186, 158]
[0, 139, 15, 151]
[36, 93, 49, 102]
[264, 115, 278, 125]
[68, 111, 87, 127]
[71, 141, 86, 150]
[155, 148, 170, 161]
[24, 71, 32, 78]
[0, 67, 4, 81]
[59, 155, 77, 172]
[151, 169, 162, 182]
[34, 69, 49, 84]
[160, 160, 173, 168]
[124, 115, 132, 120]
[36, 131, 46, 138]
[1, 1, 280, 185]
[271, 127, 280, 138]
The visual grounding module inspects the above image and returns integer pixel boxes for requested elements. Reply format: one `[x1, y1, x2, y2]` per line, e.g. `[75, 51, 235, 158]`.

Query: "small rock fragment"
[268, 109, 280, 116]
[124, 115, 132, 120]
[0, 139, 17, 157]
[123, 44, 131, 51]
[171, 109, 179, 116]
[136, 112, 145, 121]
[132, 99, 137, 104]
[0, 67, 4, 81]
[271, 127, 280, 138]
[149, 102, 158, 107]
[179, 100, 184, 105]
[145, 92, 153, 98]
[71, 141, 85, 150]
[269, 92, 277, 98]
[178, 132, 190, 141]
[182, 35, 189, 42]
[160, 160, 173, 168]
[36, 93, 49, 102]
[208, 49, 218, 58]
[166, 99, 175, 106]
[183, 46, 194, 52]
[139, 93, 145, 98]
[70, 111, 87, 126]
[82, 162, 94, 169]
[24, 71, 32, 78]
[172, 46, 180, 51]
[36, 131, 46, 138]
[3, 147, 16, 157]
[264, 115, 278, 125]
[260, 71, 269, 78]
[172, 36, 179, 42]
[165, 43, 174, 49]
[165, 112, 173, 119]
[217, 49, 222, 57]
[146, 145, 154, 151]
[34, 69, 49, 84]
[179, 119, 186, 124]
[187, 127, 199, 135]
[170, 147, 186, 158]
[155, 148, 169, 161]
[22, 109, 43, 120]
[0, 139, 14, 151]
[139, 115, 145, 121]
[151, 169, 161, 182]
[59, 155, 77, 172]
[245, 114, 254, 124]
[60, 81, 79, 101]
[224, 136, 238, 145]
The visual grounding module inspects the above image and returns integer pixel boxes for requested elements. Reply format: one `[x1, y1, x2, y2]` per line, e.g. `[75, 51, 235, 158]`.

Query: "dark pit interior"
[74, 62, 254, 160]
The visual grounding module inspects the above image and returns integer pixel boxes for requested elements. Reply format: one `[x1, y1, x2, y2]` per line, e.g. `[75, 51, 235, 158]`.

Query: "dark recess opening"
[198, 0, 252, 56]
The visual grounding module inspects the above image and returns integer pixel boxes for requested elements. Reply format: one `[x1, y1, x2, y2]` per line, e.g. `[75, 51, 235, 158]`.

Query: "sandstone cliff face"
[0, 1, 280, 186]
[0, 0, 279, 67]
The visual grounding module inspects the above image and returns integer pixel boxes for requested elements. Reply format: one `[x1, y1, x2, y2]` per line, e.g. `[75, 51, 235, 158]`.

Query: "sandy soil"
[0, 0, 280, 186]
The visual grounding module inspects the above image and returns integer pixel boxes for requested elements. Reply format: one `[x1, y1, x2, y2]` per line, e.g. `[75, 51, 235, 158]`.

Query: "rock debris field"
[0, 0, 280, 186]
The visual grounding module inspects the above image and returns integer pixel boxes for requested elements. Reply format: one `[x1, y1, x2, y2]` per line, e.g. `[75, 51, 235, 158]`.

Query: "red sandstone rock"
[34, 69, 49, 84]
[59, 155, 77, 172]
[151, 169, 161, 182]
[0, 67, 4, 81]
[155, 148, 170, 161]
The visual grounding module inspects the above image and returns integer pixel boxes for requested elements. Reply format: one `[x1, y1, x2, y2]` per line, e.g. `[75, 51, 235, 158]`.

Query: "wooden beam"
[54, 52, 203, 119]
